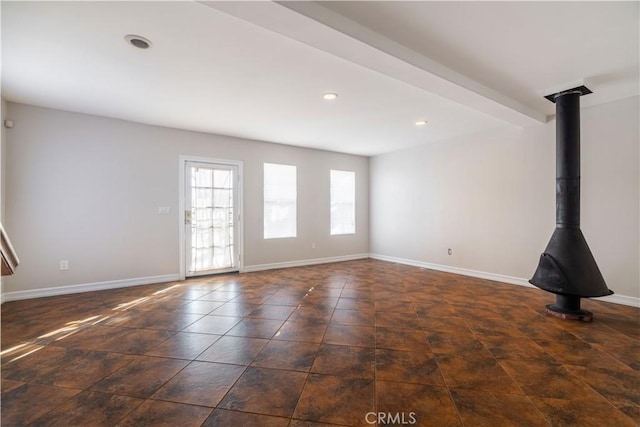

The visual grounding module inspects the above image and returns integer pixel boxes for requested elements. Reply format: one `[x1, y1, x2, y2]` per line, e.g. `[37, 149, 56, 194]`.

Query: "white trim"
[369, 253, 533, 288]
[179, 155, 244, 280]
[594, 294, 640, 308]
[244, 253, 369, 273]
[3, 254, 637, 308]
[2, 274, 180, 302]
[369, 253, 640, 308]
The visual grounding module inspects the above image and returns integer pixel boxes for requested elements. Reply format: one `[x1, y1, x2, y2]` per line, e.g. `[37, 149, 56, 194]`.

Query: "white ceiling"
[2, 1, 638, 157]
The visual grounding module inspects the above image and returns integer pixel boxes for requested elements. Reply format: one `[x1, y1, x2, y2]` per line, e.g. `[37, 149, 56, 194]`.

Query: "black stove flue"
[529, 86, 613, 321]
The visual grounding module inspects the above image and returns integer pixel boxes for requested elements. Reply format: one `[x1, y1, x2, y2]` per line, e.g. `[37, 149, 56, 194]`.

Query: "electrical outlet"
[158, 206, 171, 215]
[59, 260, 69, 271]
[312, 243, 316, 249]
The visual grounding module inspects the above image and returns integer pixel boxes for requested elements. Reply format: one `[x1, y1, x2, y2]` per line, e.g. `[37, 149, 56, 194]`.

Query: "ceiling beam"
[200, 0, 547, 127]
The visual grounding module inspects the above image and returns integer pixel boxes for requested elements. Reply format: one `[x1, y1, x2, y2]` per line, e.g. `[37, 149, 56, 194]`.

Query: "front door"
[185, 161, 239, 276]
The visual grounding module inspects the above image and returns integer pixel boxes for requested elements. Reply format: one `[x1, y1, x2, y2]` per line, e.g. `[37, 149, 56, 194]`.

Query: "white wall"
[3, 103, 369, 295]
[370, 96, 640, 300]
[1, 98, 6, 221]
[1, 97, 7, 301]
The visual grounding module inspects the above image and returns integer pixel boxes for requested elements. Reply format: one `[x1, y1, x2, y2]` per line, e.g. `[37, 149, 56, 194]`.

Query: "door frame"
[178, 155, 244, 280]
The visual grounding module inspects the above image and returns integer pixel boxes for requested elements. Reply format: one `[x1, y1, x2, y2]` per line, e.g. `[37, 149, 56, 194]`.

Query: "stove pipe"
[529, 86, 613, 321]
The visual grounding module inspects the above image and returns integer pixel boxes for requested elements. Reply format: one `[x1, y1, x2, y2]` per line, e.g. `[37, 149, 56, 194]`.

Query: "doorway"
[179, 157, 243, 278]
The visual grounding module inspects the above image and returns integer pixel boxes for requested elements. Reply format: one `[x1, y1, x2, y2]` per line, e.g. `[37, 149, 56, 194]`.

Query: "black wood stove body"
[530, 86, 613, 321]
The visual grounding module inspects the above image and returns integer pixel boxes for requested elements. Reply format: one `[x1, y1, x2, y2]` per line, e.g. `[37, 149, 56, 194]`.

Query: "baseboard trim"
[369, 253, 640, 308]
[244, 253, 370, 273]
[3, 256, 638, 308]
[2, 274, 180, 302]
[593, 294, 640, 308]
[369, 253, 534, 288]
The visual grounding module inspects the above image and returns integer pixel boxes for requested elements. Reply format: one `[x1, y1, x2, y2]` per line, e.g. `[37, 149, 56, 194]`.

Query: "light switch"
[158, 206, 171, 215]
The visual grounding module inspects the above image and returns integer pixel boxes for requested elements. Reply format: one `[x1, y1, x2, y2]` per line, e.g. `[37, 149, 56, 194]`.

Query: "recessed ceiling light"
[323, 92, 338, 101]
[415, 120, 428, 126]
[125, 34, 152, 49]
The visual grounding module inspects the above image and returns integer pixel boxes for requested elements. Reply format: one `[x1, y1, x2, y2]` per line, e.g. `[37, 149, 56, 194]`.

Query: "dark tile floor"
[1, 259, 639, 426]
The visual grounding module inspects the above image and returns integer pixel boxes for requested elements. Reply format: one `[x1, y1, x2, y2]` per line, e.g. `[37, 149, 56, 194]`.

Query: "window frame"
[263, 162, 297, 239]
[330, 169, 356, 236]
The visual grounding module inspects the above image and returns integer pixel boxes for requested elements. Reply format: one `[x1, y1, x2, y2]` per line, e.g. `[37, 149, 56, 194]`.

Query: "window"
[264, 163, 297, 239]
[330, 170, 355, 235]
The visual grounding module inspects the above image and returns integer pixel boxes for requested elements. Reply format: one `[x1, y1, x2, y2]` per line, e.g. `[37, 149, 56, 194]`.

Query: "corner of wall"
[1, 97, 7, 304]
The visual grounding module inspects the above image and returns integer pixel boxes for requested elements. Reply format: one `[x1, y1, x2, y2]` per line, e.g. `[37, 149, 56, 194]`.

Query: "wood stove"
[530, 85, 613, 321]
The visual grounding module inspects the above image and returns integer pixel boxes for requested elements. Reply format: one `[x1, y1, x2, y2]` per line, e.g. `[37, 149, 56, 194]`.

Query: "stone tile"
[289, 306, 334, 323]
[376, 327, 430, 352]
[376, 381, 461, 427]
[374, 290, 412, 302]
[593, 340, 640, 371]
[293, 373, 375, 426]
[419, 316, 473, 333]
[339, 289, 372, 300]
[323, 324, 376, 348]
[1, 382, 81, 425]
[218, 367, 307, 417]
[196, 336, 268, 365]
[119, 310, 203, 331]
[374, 300, 415, 313]
[91, 356, 188, 398]
[173, 300, 225, 315]
[500, 358, 604, 400]
[247, 304, 296, 320]
[436, 356, 522, 394]
[226, 318, 284, 339]
[311, 344, 375, 379]
[427, 332, 493, 357]
[450, 388, 549, 427]
[478, 335, 556, 361]
[565, 364, 640, 414]
[414, 303, 458, 318]
[211, 302, 261, 317]
[30, 390, 142, 427]
[273, 320, 329, 343]
[264, 293, 305, 306]
[182, 315, 242, 335]
[298, 295, 339, 309]
[375, 311, 422, 330]
[466, 315, 527, 338]
[330, 309, 375, 326]
[152, 361, 245, 407]
[335, 298, 375, 312]
[145, 332, 221, 360]
[196, 291, 238, 302]
[290, 420, 350, 427]
[376, 348, 444, 386]
[530, 396, 638, 427]
[34, 325, 126, 351]
[252, 340, 320, 372]
[537, 338, 625, 368]
[172, 287, 215, 300]
[202, 409, 289, 427]
[2, 345, 134, 389]
[116, 399, 212, 427]
[106, 328, 177, 354]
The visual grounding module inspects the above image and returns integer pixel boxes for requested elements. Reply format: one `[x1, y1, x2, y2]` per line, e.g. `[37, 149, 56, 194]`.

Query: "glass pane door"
[185, 162, 238, 276]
